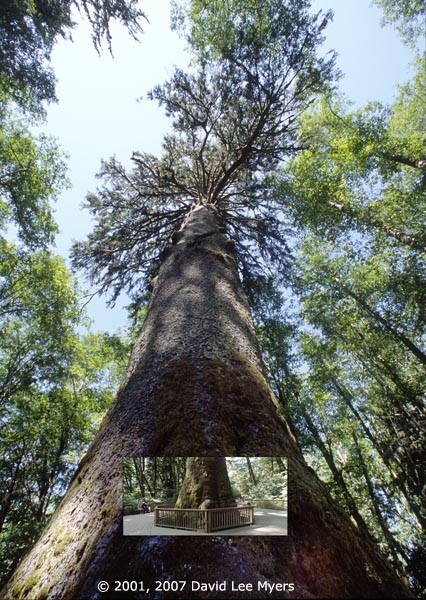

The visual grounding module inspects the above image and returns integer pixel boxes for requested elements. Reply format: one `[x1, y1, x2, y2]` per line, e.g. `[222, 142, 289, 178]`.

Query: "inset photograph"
[123, 457, 287, 536]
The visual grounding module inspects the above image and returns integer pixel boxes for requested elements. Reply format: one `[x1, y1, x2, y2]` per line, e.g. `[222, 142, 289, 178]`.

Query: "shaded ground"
[123, 508, 288, 536]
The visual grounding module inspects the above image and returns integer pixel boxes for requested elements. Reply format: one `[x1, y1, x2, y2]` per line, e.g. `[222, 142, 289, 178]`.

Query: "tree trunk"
[246, 457, 257, 487]
[122, 461, 133, 494]
[175, 457, 236, 509]
[332, 378, 426, 530]
[352, 434, 409, 568]
[276, 457, 286, 472]
[132, 458, 144, 498]
[2, 205, 410, 599]
[334, 277, 426, 365]
[0, 449, 24, 534]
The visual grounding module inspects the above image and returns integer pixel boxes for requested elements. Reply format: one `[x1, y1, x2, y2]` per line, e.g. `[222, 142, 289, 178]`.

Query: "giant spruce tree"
[2, 1, 410, 598]
[175, 457, 236, 509]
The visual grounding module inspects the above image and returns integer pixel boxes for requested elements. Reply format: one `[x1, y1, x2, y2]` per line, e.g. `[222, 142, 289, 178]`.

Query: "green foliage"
[122, 457, 187, 504]
[227, 457, 287, 508]
[257, 55, 426, 593]
[0, 0, 148, 587]
[0, 0, 60, 112]
[173, 0, 332, 68]
[0, 111, 130, 585]
[75, 0, 147, 53]
[0, 0, 147, 113]
[372, 0, 426, 46]
[0, 271, 130, 586]
[0, 104, 68, 248]
[278, 58, 426, 254]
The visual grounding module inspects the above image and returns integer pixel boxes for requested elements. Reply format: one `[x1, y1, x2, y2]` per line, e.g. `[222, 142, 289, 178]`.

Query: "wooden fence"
[154, 506, 254, 533]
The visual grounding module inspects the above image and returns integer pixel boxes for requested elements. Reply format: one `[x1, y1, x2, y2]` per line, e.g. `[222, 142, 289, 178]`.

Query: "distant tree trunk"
[332, 378, 426, 530]
[296, 393, 374, 541]
[352, 433, 409, 569]
[172, 457, 184, 490]
[0, 451, 24, 533]
[335, 325, 422, 412]
[2, 205, 410, 599]
[133, 458, 144, 498]
[152, 457, 157, 496]
[122, 462, 133, 494]
[246, 457, 257, 487]
[275, 360, 382, 539]
[175, 457, 235, 508]
[334, 277, 426, 365]
[276, 457, 286, 472]
[162, 457, 175, 490]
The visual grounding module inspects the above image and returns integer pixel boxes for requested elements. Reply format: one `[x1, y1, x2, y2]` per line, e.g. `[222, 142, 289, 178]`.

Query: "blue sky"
[43, 0, 417, 333]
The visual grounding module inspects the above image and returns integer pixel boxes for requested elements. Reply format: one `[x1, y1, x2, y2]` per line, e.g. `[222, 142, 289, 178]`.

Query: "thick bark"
[175, 457, 236, 509]
[2, 205, 410, 599]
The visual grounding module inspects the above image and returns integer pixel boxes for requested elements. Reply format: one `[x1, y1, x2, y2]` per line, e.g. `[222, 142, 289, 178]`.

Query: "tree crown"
[72, 0, 336, 306]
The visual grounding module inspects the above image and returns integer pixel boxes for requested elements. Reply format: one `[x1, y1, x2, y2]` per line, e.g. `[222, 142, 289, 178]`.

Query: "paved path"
[123, 508, 288, 536]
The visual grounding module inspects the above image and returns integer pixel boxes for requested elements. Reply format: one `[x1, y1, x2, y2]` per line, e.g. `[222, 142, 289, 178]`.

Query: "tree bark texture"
[175, 457, 236, 509]
[2, 205, 410, 599]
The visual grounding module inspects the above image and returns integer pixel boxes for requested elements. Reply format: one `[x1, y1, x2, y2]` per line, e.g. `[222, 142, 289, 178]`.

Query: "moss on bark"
[175, 457, 236, 509]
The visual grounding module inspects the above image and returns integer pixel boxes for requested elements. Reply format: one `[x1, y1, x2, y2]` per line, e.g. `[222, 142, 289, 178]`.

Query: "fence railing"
[154, 506, 254, 532]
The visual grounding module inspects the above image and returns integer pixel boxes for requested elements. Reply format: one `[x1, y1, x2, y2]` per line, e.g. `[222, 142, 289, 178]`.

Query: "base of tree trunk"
[2, 456, 410, 599]
[175, 457, 236, 509]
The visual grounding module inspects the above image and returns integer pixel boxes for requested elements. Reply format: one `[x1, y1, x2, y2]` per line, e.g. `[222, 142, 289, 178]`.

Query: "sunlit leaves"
[372, 0, 426, 47]
[0, 106, 68, 248]
[279, 75, 426, 251]
[0, 255, 130, 585]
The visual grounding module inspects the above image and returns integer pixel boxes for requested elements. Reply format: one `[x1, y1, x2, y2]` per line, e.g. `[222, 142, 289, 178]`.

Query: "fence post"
[206, 510, 211, 533]
[154, 508, 158, 526]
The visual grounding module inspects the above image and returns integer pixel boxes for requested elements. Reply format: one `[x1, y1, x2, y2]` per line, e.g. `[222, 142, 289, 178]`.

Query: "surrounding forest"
[0, 0, 424, 598]
[123, 457, 288, 513]
[123, 457, 187, 512]
[0, 0, 145, 584]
